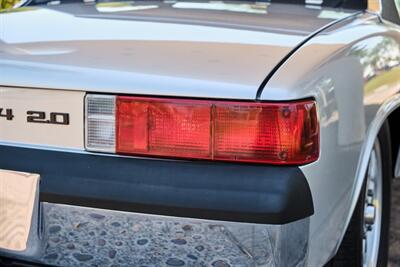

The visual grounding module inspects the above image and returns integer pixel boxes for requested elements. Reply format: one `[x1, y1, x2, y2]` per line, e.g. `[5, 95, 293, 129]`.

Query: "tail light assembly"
[86, 94, 319, 165]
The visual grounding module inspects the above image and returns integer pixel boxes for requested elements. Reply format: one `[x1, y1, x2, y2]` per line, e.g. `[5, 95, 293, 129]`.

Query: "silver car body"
[1, 1, 400, 266]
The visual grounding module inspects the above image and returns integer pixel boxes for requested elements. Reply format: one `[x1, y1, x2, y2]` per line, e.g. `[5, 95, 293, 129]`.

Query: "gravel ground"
[389, 179, 400, 267]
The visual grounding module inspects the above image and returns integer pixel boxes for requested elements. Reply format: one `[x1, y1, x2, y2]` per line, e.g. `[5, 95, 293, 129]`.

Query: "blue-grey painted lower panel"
[1, 203, 309, 267]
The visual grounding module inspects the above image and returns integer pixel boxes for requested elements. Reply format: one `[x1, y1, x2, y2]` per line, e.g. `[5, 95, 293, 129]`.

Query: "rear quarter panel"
[260, 13, 400, 266]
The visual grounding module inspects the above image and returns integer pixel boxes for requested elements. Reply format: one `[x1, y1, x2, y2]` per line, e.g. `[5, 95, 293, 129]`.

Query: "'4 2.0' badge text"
[0, 108, 70, 125]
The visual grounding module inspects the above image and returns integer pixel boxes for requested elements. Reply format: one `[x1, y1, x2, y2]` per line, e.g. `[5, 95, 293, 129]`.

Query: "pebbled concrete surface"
[40, 205, 256, 267]
[389, 179, 400, 267]
[37, 204, 311, 267]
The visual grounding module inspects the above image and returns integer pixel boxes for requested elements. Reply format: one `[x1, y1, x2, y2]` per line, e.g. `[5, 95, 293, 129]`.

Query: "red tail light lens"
[117, 97, 212, 158]
[116, 96, 319, 165]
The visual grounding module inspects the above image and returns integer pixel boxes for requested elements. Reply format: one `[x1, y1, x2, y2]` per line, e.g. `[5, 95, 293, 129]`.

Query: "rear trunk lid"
[0, 1, 358, 99]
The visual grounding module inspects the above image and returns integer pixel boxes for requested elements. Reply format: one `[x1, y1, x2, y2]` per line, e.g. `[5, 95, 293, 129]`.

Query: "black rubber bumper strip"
[0, 257, 49, 267]
[0, 145, 314, 224]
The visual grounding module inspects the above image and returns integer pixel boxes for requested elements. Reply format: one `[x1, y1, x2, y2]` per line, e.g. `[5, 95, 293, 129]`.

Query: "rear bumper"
[0, 144, 314, 266]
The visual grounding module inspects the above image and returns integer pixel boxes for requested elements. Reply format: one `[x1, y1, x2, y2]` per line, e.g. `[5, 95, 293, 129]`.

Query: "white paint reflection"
[172, 1, 268, 14]
[317, 10, 353, 20]
[96, 2, 159, 13]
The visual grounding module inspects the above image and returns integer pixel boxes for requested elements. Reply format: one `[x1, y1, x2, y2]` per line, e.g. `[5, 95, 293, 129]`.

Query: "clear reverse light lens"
[85, 94, 116, 153]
